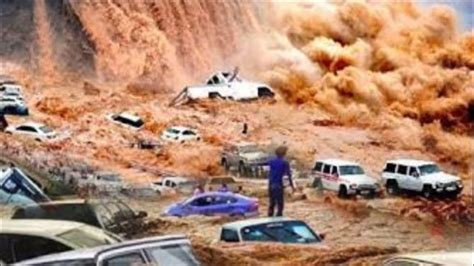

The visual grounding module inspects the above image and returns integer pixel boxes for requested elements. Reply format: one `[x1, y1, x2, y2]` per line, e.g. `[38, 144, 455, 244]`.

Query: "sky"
[420, 0, 473, 30]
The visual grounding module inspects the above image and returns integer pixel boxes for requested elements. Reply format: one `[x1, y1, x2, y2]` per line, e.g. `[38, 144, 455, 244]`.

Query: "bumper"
[348, 187, 382, 196]
[434, 185, 463, 195]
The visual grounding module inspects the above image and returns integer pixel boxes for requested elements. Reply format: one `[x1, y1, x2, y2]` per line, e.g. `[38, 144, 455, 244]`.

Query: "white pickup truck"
[151, 177, 197, 195]
[381, 159, 463, 198]
[170, 69, 275, 105]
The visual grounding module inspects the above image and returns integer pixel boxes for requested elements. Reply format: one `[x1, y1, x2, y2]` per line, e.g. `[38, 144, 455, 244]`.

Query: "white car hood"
[342, 174, 377, 185]
[421, 172, 460, 183]
[241, 152, 269, 161]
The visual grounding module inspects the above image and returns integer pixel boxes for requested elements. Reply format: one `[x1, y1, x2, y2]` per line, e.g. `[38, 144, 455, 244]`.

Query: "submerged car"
[11, 198, 147, 238]
[161, 126, 201, 143]
[220, 217, 325, 245]
[205, 176, 242, 193]
[5, 122, 57, 142]
[106, 112, 144, 130]
[381, 159, 463, 198]
[17, 234, 200, 266]
[0, 97, 28, 116]
[170, 68, 275, 106]
[220, 142, 271, 173]
[151, 176, 197, 195]
[311, 159, 381, 198]
[383, 251, 472, 266]
[0, 219, 120, 264]
[0, 167, 49, 206]
[77, 171, 129, 193]
[164, 192, 259, 217]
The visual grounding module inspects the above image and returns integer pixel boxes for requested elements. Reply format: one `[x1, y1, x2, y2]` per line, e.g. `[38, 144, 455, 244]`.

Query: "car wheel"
[35, 138, 42, 142]
[338, 185, 348, 199]
[386, 180, 399, 196]
[422, 186, 433, 199]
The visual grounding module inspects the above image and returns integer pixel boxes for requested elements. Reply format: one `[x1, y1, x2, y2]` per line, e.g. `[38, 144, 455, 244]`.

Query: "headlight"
[349, 184, 357, 189]
[435, 182, 444, 188]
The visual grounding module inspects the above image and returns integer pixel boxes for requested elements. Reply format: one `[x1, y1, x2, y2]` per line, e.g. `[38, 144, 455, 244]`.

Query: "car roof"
[223, 217, 297, 230]
[385, 159, 435, 167]
[0, 219, 86, 236]
[18, 234, 189, 263]
[387, 251, 472, 266]
[117, 112, 142, 122]
[316, 159, 360, 167]
[163, 177, 190, 183]
[168, 126, 193, 131]
[17, 122, 45, 128]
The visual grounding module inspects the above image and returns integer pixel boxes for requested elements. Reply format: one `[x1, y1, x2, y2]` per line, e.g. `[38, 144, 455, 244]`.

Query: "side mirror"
[319, 233, 326, 240]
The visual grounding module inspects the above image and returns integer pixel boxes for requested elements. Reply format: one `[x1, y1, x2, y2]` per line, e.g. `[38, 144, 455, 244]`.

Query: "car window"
[331, 166, 338, 175]
[95, 203, 114, 227]
[323, 164, 331, 174]
[182, 130, 196, 136]
[221, 229, 240, 242]
[116, 201, 135, 219]
[384, 163, 396, 173]
[146, 244, 199, 265]
[214, 196, 237, 205]
[339, 165, 364, 175]
[408, 167, 419, 177]
[16, 126, 36, 133]
[397, 165, 408, 175]
[419, 164, 441, 175]
[39, 126, 53, 134]
[6, 234, 70, 263]
[241, 221, 321, 244]
[212, 76, 220, 84]
[314, 162, 323, 172]
[189, 195, 215, 207]
[103, 252, 145, 266]
[166, 128, 181, 134]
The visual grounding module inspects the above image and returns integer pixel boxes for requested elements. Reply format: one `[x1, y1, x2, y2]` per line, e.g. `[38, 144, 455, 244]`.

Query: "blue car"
[164, 192, 259, 217]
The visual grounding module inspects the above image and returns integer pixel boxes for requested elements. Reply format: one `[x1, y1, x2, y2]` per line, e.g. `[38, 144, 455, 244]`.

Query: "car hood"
[341, 175, 377, 185]
[420, 172, 460, 183]
[241, 152, 270, 161]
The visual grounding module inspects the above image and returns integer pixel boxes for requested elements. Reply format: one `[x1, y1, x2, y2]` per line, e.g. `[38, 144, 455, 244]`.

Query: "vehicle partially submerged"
[5, 122, 58, 142]
[164, 192, 259, 217]
[151, 176, 197, 195]
[205, 176, 242, 193]
[161, 126, 201, 143]
[220, 217, 325, 245]
[11, 198, 148, 238]
[0, 96, 28, 116]
[17, 234, 200, 266]
[383, 251, 472, 266]
[106, 112, 144, 130]
[0, 167, 49, 206]
[221, 142, 271, 174]
[77, 171, 129, 194]
[170, 68, 275, 106]
[0, 219, 120, 264]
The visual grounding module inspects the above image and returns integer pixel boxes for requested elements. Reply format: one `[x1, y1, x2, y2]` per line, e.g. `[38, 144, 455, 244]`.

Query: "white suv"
[381, 159, 463, 198]
[311, 159, 381, 198]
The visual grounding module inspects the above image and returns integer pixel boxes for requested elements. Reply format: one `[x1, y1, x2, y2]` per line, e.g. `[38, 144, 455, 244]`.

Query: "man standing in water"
[268, 146, 294, 217]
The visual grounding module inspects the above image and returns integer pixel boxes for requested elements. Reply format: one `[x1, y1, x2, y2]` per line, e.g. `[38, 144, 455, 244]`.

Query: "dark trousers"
[268, 186, 284, 217]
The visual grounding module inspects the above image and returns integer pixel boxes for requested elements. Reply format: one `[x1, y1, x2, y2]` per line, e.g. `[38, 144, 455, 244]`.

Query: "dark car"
[11, 198, 147, 237]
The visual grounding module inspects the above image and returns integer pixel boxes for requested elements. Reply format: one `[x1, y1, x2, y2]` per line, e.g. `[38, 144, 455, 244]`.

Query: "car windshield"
[167, 128, 181, 134]
[419, 164, 441, 175]
[241, 221, 321, 244]
[39, 126, 53, 133]
[239, 145, 259, 153]
[147, 244, 200, 265]
[58, 227, 116, 248]
[339, 165, 364, 175]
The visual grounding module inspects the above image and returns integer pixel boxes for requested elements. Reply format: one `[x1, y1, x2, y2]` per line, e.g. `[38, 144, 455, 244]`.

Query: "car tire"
[35, 138, 41, 142]
[338, 185, 348, 199]
[386, 180, 399, 196]
[422, 186, 434, 199]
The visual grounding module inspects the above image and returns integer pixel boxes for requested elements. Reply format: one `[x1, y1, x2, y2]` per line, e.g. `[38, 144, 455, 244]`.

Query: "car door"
[395, 165, 409, 189]
[320, 164, 332, 191]
[407, 167, 423, 192]
[331, 166, 340, 190]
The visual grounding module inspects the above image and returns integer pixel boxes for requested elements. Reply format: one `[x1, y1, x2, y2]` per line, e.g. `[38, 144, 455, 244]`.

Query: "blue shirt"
[268, 157, 293, 189]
